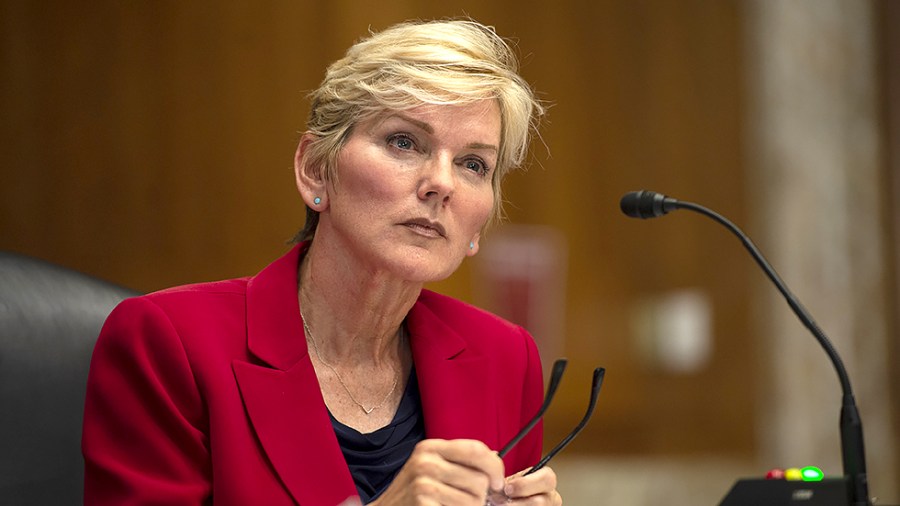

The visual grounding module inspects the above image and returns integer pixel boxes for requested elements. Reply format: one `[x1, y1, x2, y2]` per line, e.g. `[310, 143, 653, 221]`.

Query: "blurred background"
[2, 0, 898, 503]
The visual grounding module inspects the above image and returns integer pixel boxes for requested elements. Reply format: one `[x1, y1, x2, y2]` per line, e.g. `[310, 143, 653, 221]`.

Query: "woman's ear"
[294, 133, 328, 210]
[466, 233, 481, 257]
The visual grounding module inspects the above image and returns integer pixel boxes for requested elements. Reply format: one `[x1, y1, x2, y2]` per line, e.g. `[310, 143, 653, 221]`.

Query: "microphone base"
[718, 477, 857, 506]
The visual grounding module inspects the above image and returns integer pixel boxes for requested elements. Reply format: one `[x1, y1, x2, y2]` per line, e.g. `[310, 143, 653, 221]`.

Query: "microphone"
[619, 189, 678, 218]
[620, 190, 871, 506]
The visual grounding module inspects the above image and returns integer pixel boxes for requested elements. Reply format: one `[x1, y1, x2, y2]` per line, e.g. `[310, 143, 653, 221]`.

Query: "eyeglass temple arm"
[525, 367, 605, 475]
[498, 358, 568, 458]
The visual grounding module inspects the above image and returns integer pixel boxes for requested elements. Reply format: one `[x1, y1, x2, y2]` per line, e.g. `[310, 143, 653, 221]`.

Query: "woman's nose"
[417, 156, 455, 204]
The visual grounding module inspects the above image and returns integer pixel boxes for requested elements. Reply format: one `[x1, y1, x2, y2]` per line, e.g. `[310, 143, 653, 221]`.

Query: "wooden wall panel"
[1, 0, 751, 458]
[878, 0, 900, 486]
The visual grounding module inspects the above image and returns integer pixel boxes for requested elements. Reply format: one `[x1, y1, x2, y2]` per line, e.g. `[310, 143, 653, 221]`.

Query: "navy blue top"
[331, 370, 425, 504]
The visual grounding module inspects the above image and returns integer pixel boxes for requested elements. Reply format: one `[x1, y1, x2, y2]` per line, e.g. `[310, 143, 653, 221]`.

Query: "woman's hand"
[370, 439, 505, 505]
[501, 466, 562, 505]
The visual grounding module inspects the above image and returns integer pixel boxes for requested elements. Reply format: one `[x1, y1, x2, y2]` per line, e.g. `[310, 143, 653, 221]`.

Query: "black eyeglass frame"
[497, 358, 605, 475]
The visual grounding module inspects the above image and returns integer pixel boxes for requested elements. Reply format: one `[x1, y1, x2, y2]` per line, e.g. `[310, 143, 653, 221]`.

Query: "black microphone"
[619, 189, 678, 218]
[620, 190, 871, 506]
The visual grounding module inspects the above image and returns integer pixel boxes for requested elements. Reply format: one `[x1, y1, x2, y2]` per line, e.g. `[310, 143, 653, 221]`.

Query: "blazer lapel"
[407, 300, 501, 450]
[236, 245, 357, 505]
[233, 360, 357, 505]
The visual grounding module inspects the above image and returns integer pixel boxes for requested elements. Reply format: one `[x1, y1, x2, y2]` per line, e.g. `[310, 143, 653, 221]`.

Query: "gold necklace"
[300, 311, 400, 415]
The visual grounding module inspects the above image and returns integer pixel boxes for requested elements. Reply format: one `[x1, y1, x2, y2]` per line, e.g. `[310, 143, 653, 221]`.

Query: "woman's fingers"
[373, 438, 506, 505]
[415, 439, 506, 492]
[372, 441, 565, 506]
[504, 466, 562, 505]
[407, 474, 489, 505]
[405, 443, 492, 498]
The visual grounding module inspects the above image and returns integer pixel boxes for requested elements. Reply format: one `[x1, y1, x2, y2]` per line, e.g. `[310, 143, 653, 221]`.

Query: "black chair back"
[0, 252, 138, 505]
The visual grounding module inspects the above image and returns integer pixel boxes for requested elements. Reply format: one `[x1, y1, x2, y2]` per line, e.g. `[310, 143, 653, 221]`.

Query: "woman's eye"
[464, 158, 489, 176]
[388, 134, 416, 151]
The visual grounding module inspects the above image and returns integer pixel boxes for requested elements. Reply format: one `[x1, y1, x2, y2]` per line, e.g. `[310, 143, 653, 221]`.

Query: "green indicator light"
[801, 466, 824, 482]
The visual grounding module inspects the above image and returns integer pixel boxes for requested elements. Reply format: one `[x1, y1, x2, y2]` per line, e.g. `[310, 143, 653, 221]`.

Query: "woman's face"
[317, 100, 500, 283]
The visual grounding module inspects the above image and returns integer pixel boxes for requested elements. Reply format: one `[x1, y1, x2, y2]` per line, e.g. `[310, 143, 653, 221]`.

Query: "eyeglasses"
[487, 358, 605, 504]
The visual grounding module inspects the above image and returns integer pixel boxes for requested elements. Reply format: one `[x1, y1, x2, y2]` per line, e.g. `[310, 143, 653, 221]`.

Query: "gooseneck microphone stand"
[620, 190, 870, 506]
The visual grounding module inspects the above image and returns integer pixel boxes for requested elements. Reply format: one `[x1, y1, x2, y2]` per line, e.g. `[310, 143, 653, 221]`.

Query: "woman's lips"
[401, 219, 446, 238]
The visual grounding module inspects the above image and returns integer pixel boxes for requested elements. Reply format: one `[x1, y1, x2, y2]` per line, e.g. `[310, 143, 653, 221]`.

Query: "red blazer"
[83, 245, 545, 505]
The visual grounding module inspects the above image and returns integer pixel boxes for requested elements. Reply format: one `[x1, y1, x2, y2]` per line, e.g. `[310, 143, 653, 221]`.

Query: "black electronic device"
[719, 478, 850, 506]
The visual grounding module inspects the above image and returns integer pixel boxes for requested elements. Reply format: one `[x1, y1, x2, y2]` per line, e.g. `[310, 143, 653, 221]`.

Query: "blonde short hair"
[296, 19, 544, 241]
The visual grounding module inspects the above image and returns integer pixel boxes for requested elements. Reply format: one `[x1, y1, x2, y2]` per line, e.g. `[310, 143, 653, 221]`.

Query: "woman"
[83, 19, 559, 505]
